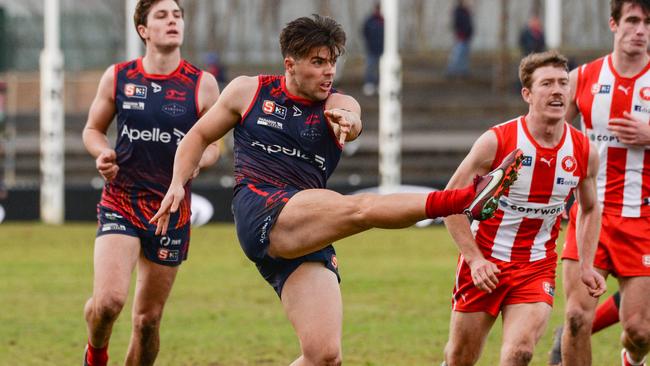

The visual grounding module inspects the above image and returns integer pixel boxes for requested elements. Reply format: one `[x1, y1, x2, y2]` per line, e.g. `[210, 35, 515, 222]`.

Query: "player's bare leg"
[269, 149, 523, 259]
[283, 262, 342, 366]
[124, 253, 179, 366]
[444, 311, 496, 365]
[560, 259, 602, 366]
[620, 276, 650, 365]
[501, 302, 552, 366]
[270, 190, 430, 259]
[84, 234, 140, 365]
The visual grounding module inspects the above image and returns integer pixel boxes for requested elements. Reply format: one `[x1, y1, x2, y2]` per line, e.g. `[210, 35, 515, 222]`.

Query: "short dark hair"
[279, 14, 346, 60]
[133, 0, 183, 42]
[518, 50, 569, 89]
[611, 0, 650, 23]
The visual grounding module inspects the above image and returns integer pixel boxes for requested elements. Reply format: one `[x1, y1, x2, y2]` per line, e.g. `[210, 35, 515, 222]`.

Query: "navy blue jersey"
[100, 58, 202, 229]
[234, 75, 342, 190]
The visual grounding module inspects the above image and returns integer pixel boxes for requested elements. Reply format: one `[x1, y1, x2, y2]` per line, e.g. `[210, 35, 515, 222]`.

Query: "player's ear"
[284, 56, 296, 75]
[521, 86, 532, 104]
[608, 16, 618, 33]
[137, 24, 148, 41]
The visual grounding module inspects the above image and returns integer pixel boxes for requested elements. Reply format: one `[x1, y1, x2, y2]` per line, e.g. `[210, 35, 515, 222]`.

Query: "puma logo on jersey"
[539, 156, 554, 167]
[618, 85, 631, 95]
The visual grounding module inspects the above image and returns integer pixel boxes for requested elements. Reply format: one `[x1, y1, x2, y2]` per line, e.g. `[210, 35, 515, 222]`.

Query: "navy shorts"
[232, 183, 340, 297]
[96, 205, 190, 266]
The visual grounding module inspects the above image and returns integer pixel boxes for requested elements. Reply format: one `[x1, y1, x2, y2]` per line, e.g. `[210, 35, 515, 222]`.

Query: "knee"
[92, 295, 126, 324]
[565, 306, 593, 337]
[623, 321, 650, 349]
[346, 194, 375, 228]
[132, 310, 163, 337]
[445, 342, 480, 366]
[302, 341, 342, 366]
[508, 349, 534, 365]
[502, 344, 534, 366]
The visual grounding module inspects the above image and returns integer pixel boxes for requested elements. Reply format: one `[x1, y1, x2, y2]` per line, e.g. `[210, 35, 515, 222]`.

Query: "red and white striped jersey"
[472, 116, 590, 262]
[575, 54, 650, 217]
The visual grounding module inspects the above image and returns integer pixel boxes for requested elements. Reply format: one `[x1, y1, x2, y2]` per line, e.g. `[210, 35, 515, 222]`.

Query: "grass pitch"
[1, 223, 621, 365]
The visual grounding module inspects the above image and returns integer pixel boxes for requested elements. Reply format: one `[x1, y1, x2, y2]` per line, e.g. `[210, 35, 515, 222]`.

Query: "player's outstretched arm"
[82, 65, 119, 181]
[151, 76, 258, 234]
[575, 142, 606, 298]
[444, 130, 501, 293]
[324, 93, 362, 146]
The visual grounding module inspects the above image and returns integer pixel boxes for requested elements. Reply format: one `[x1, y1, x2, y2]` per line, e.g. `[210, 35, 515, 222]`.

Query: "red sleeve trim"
[195, 71, 203, 117]
[240, 76, 263, 124]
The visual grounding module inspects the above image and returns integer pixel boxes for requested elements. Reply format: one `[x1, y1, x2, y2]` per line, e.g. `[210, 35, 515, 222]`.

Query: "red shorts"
[561, 204, 650, 277]
[452, 255, 556, 317]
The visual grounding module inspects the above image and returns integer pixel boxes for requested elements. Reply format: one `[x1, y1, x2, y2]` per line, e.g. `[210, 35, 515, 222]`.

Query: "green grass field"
[1, 223, 622, 365]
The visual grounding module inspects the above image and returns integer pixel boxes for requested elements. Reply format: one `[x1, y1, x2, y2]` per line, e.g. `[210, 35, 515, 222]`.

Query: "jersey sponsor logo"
[292, 105, 302, 116]
[172, 128, 186, 144]
[160, 236, 182, 246]
[259, 215, 272, 244]
[500, 200, 565, 217]
[257, 117, 283, 130]
[300, 128, 322, 142]
[305, 113, 321, 126]
[331, 254, 338, 269]
[157, 248, 179, 261]
[543, 281, 555, 297]
[301, 113, 323, 141]
[251, 140, 326, 171]
[618, 84, 631, 95]
[162, 103, 187, 117]
[643, 255, 650, 267]
[539, 156, 555, 167]
[262, 100, 287, 120]
[556, 177, 579, 186]
[165, 89, 187, 101]
[641, 87, 650, 101]
[522, 155, 533, 167]
[124, 83, 147, 99]
[591, 83, 611, 95]
[151, 82, 162, 93]
[104, 212, 123, 220]
[589, 133, 619, 143]
[122, 101, 145, 110]
[121, 125, 186, 145]
[634, 105, 650, 114]
[101, 223, 127, 232]
[561, 156, 577, 173]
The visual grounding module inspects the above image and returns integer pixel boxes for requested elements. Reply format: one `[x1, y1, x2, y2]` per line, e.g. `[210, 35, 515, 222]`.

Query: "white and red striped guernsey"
[575, 54, 650, 217]
[472, 116, 590, 262]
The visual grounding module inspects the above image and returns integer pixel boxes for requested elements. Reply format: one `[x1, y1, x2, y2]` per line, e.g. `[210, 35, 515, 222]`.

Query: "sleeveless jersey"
[100, 58, 203, 229]
[575, 54, 650, 217]
[234, 75, 342, 190]
[472, 116, 590, 262]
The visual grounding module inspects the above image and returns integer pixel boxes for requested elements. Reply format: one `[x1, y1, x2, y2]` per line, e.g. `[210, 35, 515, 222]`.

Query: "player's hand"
[96, 149, 119, 181]
[324, 109, 352, 146]
[580, 267, 607, 298]
[149, 184, 185, 235]
[468, 257, 501, 293]
[608, 111, 650, 146]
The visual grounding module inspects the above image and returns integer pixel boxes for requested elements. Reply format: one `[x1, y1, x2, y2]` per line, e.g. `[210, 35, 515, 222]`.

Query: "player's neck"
[141, 48, 182, 75]
[612, 49, 649, 78]
[525, 114, 564, 148]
